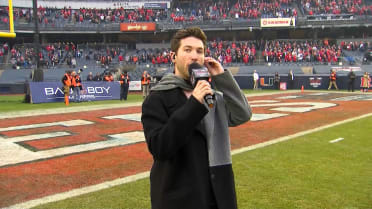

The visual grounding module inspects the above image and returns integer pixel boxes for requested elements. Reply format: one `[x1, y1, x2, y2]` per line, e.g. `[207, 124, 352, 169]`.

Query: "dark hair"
[170, 27, 207, 55]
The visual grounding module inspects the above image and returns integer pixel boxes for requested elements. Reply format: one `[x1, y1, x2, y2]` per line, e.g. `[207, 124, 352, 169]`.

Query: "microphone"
[188, 63, 215, 108]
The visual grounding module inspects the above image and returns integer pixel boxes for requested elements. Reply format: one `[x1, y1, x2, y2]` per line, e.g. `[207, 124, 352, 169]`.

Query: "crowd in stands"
[8, 42, 172, 69]
[4, 39, 371, 70]
[262, 40, 344, 63]
[1, 0, 370, 27]
[7, 40, 259, 70]
[206, 40, 258, 65]
[301, 0, 372, 15]
[172, 0, 297, 22]
[0, 6, 168, 26]
[340, 40, 371, 51]
[261, 39, 372, 64]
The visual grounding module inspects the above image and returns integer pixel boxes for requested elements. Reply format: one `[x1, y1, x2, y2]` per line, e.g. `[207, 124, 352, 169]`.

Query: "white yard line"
[6, 112, 372, 209]
[329, 138, 345, 143]
[0, 102, 143, 119]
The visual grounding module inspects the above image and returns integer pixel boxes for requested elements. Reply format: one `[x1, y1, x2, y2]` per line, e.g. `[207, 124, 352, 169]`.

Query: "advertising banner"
[120, 23, 156, 32]
[29, 81, 120, 104]
[309, 77, 323, 88]
[331, 66, 361, 72]
[260, 17, 295, 27]
[129, 81, 142, 91]
[144, 3, 168, 9]
[280, 82, 287, 90]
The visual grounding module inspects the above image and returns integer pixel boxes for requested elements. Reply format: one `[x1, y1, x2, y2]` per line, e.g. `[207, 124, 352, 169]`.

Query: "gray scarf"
[151, 73, 193, 92]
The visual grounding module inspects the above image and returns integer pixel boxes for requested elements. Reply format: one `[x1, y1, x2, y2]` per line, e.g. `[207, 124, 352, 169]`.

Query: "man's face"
[174, 36, 205, 80]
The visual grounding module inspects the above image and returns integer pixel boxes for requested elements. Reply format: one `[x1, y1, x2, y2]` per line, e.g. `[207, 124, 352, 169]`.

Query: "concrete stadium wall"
[0, 83, 25, 94]
[236, 75, 367, 91]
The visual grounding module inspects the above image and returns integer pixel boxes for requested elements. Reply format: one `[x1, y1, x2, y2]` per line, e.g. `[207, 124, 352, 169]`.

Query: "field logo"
[250, 100, 336, 121]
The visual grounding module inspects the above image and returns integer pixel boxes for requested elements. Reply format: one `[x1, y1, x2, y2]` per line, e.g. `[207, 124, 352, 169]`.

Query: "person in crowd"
[87, 72, 94, 81]
[61, 70, 72, 105]
[141, 70, 151, 99]
[104, 72, 114, 82]
[274, 72, 280, 90]
[253, 69, 259, 90]
[347, 69, 356, 92]
[93, 72, 102, 81]
[328, 69, 338, 90]
[141, 27, 252, 209]
[119, 71, 130, 101]
[287, 69, 295, 89]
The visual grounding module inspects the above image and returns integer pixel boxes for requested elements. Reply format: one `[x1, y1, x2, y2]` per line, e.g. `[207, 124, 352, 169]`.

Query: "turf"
[32, 115, 372, 209]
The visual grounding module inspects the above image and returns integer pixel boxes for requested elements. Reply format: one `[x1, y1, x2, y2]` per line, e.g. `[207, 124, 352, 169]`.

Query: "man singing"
[141, 27, 252, 209]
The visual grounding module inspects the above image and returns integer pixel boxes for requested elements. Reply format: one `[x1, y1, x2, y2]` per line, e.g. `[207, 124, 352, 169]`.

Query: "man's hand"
[204, 57, 224, 76]
[192, 80, 213, 104]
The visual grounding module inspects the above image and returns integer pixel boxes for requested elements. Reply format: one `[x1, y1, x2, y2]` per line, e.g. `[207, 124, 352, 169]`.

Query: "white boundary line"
[0, 102, 143, 120]
[329, 138, 344, 143]
[6, 171, 150, 209]
[6, 112, 372, 209]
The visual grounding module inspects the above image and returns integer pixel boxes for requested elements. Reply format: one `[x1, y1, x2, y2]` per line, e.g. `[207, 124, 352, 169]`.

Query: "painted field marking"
[308, 93, 329, 96]
[250, 102, 336, 113]
[249, 100, 280, 104]
[1, 132, 71, 143]
[251, 113, 288, 121]
[0, 131, 145, 167]
[276, 95, 303, 99]
[0, 120, 94, 132]
[329, 138, 344, 143]
[8, 112, 372, 209]
[332, 95, 372, 101]
[102, 113, 142, 122]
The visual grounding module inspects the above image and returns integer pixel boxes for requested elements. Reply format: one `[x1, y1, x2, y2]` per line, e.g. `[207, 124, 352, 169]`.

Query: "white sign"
[129, 81, 142, 91]
[261, 17, 296, 28]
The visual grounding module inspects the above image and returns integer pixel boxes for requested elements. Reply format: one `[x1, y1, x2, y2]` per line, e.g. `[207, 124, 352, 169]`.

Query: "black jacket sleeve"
[141, 90, 209, 161]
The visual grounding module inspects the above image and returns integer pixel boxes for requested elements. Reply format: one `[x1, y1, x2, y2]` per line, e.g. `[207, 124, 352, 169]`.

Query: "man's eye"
[185, 49, 191, 52]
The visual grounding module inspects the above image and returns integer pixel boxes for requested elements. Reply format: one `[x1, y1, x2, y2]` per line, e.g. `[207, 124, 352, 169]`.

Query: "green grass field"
[31, 115, 372, 209]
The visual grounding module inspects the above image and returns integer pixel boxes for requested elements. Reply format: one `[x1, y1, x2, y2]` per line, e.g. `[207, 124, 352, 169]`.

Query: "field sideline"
[1, 90, 372, 209]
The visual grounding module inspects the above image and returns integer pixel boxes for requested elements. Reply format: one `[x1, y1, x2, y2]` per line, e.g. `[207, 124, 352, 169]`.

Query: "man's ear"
[171, 52, 176, 63]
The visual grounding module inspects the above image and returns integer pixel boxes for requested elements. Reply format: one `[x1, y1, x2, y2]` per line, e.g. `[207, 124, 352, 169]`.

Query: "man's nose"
[190, 51, 199, 61]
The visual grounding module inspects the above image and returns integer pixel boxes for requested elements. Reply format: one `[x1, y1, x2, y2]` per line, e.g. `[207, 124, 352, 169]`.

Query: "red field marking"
[0, 144, 152, 207]
[0, 92, 372, 208]
[22, 120, 141, 150]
